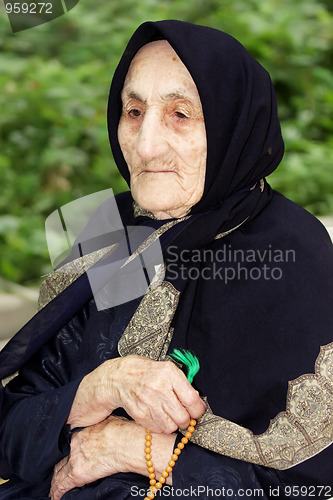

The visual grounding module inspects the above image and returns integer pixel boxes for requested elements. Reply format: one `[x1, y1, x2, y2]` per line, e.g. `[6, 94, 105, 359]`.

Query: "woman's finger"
[52, 456, 68, 476]
[148, 391, 192, 432]
[172, 377, 206, 419]
[50, 458, 86, 500]
[50, 458, 69, 499]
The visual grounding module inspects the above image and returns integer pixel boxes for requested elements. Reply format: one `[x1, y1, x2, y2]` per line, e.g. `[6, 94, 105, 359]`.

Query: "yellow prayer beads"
[143, 420, 196, 500]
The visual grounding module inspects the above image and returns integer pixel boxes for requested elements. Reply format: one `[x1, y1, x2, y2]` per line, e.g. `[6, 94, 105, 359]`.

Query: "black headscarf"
[107, 20, 284, 213]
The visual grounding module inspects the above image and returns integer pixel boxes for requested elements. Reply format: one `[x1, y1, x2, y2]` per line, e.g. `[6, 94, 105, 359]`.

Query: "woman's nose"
[136, 110, 169, 161]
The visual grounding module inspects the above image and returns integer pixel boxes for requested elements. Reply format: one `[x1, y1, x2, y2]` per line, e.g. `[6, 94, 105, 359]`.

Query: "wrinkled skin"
[50, 356, 205, 499]
[67, 355, 205, 433]
[118, 40, 207, 220]
[50, 416, 176, 500]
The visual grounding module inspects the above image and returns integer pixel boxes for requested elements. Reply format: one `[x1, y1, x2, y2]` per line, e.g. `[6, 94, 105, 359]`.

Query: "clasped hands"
[49, 355, 205, 499]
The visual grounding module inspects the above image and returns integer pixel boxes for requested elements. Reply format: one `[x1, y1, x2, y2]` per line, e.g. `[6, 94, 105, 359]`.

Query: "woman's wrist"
[66, 358, 122, 428]
[66, 372, 109, 428]
[121, 421, 176, 484]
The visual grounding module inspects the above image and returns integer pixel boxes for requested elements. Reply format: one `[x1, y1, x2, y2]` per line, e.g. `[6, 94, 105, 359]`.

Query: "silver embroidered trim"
[185, 342, 333, 470]
[214, 217, 249, 240]
[118, 282, 180, 361]
[38, 245, 116, 310]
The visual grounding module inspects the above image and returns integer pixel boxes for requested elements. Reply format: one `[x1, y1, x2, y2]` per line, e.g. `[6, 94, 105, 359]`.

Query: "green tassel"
[170, 349, 200, 384]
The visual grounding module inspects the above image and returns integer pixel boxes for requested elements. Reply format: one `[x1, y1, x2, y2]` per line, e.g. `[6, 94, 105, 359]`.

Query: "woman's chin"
[134, 191, 177, 215]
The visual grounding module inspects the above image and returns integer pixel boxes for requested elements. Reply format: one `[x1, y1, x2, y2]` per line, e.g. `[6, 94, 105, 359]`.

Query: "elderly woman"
[0, 20, 332, 500]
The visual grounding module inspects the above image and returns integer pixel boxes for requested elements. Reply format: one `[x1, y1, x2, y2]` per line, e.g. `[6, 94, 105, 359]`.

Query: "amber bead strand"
[144, 420, 197, 500]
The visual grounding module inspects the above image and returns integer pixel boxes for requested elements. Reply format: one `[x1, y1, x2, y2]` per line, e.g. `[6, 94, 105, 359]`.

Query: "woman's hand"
[49, 415, 176, 500]
[67, 355, 205, 432]
[50, 416, 128, 500]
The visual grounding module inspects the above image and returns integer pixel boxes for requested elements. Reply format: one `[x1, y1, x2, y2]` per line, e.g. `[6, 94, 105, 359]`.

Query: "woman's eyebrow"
[121, 90, 145, 103]
[160, 90, 194, 102]
[121, 88, 195, 103]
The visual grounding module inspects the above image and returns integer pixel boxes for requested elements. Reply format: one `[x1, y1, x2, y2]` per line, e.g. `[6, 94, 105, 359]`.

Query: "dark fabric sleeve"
[172, 433, 333, 499]
[0, 310, 86, 483]
[0, 380, 82, 482]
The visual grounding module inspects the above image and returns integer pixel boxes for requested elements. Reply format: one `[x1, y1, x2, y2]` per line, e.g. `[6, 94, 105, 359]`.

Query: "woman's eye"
[175, 111, 188, 119]
[128, 109, 142, 118]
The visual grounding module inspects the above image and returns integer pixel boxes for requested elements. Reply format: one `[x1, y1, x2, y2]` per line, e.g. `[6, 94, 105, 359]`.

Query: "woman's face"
[118, 40, 207, 219]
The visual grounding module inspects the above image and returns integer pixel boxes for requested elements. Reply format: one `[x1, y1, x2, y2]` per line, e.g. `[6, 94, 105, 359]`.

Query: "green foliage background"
[0, 0, 332, 285]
